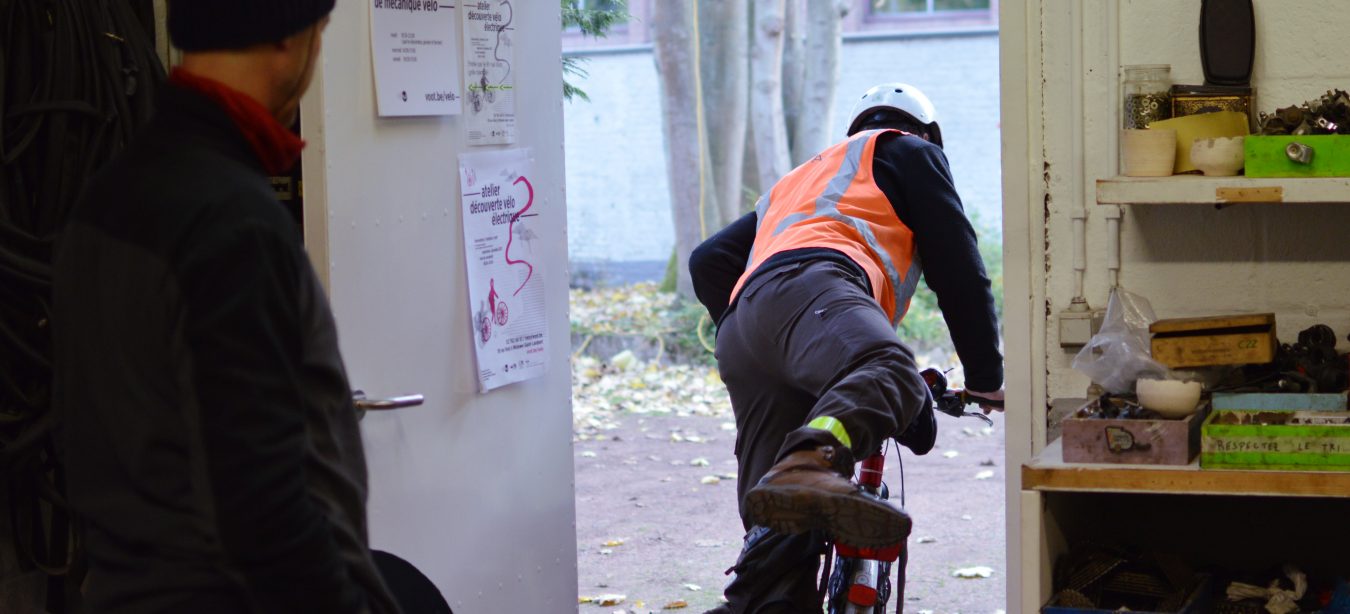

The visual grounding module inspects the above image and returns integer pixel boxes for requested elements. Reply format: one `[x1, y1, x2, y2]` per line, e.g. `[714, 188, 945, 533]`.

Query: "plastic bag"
[1072, 288, 1169, 393]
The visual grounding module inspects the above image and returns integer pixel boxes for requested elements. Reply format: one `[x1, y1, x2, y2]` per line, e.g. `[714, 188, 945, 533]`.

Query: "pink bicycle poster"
[459, 148, 547, 392]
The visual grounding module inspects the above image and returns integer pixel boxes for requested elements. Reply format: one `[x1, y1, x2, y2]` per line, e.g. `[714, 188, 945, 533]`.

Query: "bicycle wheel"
[828, 556, 891, 614]
[826, 556, 852, 614]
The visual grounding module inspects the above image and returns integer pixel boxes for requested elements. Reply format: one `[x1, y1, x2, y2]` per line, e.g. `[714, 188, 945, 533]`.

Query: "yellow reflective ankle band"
[806, 416, 852, 449]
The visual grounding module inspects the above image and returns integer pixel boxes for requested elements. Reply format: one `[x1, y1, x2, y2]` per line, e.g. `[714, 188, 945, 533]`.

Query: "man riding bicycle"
[689, 83, 1005, 613]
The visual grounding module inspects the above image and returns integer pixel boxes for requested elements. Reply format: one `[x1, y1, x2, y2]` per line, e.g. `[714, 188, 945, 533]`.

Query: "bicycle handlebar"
[919, 368, 997, 426]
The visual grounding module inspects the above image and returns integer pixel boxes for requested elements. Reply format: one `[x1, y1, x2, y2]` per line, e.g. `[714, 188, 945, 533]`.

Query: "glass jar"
[1122, 65, 1172, 129]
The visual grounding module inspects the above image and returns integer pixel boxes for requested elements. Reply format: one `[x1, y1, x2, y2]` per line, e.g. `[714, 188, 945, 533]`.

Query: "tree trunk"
[781, 0, 806, 165]
[698, 0, 749, 223]
[652, 2, 718, 299]
[790, 0, 846, 165]
[749, 0, 791, 191]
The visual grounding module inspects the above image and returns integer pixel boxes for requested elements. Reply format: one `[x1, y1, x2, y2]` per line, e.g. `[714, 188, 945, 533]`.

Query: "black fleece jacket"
[688, 132, 1003, 392]
[52, 85, 399, 614]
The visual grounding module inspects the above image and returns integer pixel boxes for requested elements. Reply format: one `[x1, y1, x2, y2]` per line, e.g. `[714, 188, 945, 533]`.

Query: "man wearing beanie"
[52, 2, 401, 613]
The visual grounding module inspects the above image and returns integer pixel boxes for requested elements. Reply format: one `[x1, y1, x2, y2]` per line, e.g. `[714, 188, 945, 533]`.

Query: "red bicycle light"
[848, 584, 879, 606]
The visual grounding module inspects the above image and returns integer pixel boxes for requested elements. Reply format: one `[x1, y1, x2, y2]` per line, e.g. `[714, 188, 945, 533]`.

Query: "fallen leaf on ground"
[685, 435, 705, 443]
[683, 583, 702, 591]
[974, 470, 995, 480]
[670, 433, 685, 442]
[690, 458, 710, 467]
[611, 350, 638, 372]
[953, 566, 994, 579]
[942, 450, 960, 458]
[961, 427, 976, 436]
[694, 539, 724, 548]
[700, 476, 721, 485]
[961, 514, 973, 520]
[579, 596, 594, 604]
[603, 539, 625, 547]
[599, 548, 613, 555]
[597, 594, 627, 606]
[721, 422, 736, 431]
[581, 451, 598, 458]
[981, 426, 996, 436]
[980, 459, 997, 467]
[718, 473, 737, 480]
[917, 536, 937, 544]
[663, 600, 689, 609]
[660, 477, 672, 482]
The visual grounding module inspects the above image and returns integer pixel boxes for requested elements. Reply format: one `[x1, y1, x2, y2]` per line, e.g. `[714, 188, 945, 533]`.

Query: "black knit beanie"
[168, 0, 336, 51]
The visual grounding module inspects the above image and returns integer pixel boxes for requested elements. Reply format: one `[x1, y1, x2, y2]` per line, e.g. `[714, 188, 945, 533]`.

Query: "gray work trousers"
[714, 259, 929, 612]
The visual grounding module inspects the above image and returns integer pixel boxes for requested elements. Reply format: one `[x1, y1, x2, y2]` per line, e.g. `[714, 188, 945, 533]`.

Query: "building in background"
[565, 0, 1000, 286]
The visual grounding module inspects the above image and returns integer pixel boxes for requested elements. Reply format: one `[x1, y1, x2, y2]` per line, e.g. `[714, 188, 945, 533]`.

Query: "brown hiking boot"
[743, 446, 911, 548]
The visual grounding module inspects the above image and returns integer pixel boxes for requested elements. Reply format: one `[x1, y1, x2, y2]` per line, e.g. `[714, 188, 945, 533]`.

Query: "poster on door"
[458, 148, 545, 392]
[369, 0, 462, 116]
[461, 0, 516, 144]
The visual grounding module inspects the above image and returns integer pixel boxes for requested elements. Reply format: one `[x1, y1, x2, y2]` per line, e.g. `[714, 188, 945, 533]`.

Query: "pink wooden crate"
[1061, 399, 1209, 465]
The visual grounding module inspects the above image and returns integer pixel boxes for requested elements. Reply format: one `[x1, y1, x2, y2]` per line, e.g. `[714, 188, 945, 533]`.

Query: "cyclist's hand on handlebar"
[965, 388, 1005, 414]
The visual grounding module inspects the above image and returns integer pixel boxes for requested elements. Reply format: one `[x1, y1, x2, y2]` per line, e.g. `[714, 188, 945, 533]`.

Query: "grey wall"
[564, 32, 1002, 279]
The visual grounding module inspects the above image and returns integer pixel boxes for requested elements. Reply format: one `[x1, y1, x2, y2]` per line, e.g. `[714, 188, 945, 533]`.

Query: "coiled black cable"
[1, 0, 164, 608]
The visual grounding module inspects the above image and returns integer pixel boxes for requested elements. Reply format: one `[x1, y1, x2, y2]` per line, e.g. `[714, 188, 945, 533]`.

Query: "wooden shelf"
[1022, 438, 1350, 498]
[1096, 175, 1350, 205]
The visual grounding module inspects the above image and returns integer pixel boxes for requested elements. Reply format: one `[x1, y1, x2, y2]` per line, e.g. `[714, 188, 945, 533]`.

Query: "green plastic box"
[1244, 135, 1350, 178]
[1201, 409, 1350, 471]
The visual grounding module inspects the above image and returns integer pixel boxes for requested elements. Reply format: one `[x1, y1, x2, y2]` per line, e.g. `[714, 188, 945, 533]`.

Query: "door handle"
[352, 390, 425, 412]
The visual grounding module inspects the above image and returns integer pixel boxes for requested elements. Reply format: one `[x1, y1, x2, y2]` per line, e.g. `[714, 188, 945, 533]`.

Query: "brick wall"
[564, 32, 1002, 279]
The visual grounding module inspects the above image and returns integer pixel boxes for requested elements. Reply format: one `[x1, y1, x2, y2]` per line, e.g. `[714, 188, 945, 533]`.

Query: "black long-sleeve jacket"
[52, 85, 399, 614]
[688, 133, 1003, 392]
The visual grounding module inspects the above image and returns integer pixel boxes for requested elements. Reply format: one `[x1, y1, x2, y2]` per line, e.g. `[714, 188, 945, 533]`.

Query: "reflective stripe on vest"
[731, 129, 922, 325]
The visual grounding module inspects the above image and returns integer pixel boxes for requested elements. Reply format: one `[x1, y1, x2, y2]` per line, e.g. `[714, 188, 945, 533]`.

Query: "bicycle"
[823, 367, 1001, 613]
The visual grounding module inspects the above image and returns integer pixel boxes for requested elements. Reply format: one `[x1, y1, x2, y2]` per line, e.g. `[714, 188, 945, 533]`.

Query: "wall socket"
[1059, 309, 1105, 348]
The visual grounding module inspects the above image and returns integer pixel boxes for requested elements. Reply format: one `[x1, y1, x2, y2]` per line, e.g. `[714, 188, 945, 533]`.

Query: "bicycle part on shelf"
[1286, 142, 1315, 165]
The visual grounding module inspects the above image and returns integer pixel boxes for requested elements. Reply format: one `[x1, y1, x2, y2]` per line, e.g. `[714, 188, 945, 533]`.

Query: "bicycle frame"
[825, 367, 999, 612]
[827, 452, 905, 614]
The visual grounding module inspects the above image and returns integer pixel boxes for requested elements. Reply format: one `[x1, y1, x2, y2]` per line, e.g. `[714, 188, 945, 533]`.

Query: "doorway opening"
[563, 3, 1006, 611]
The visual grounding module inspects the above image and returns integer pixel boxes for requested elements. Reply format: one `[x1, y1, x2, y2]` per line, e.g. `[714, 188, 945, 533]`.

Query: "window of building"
[870, 0, 992, 15]
[564, 0, 629, 30]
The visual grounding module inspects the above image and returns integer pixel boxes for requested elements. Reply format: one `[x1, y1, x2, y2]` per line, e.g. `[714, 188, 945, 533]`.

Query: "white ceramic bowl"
[1121, 129, 1177, 177]
[1190, 136, 1245, 176]
[1136, 378, 1203, 418]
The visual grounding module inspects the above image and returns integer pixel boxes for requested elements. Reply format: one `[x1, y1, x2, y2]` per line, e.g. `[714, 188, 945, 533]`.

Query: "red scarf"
[170, 68, 305, 175]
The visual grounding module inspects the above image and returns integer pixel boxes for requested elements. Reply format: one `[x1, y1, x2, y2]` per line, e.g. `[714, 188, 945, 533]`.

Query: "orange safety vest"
[730, 129, 921, 325]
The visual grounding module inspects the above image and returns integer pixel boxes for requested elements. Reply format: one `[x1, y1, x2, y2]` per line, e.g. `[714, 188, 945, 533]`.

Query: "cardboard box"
[1062, 398, 1209, 465]
[1149, 313, 1276, 368]
[1201, 409, 1350, 471]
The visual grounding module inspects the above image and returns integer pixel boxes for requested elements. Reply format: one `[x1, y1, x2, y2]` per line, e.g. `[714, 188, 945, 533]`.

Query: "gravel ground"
[569, 284, 1006, 613]
[572, 356, 1007, 614]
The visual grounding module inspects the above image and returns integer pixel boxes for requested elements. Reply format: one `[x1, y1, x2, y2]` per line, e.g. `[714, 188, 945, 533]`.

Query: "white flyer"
[461, 0, 516, 144]
[369, 0, 462, 116]
[459, 148, 545, 391]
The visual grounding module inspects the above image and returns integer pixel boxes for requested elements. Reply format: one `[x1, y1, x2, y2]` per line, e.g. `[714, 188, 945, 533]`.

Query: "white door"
[299, 3, 577, 613]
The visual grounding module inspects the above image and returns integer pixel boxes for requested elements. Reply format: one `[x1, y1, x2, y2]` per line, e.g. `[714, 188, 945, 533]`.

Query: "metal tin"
[1171, 84, 1255, 130]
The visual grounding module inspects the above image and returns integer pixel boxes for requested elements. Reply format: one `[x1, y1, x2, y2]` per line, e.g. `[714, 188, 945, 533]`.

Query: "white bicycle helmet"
[846, 82, 943, 147]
